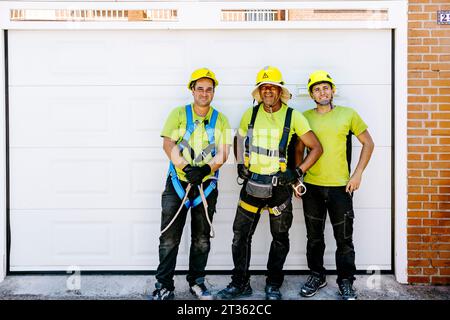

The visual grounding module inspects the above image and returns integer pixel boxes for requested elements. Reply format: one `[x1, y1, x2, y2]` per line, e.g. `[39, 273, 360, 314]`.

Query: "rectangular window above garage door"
[10, 9, 178, 22]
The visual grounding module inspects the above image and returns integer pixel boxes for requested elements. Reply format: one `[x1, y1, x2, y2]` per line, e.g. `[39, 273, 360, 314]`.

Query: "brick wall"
[408, 0, 450, 285]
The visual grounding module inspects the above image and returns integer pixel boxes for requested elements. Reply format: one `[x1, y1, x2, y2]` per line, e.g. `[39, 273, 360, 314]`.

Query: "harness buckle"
[268, 149, 277, 157]
[271, 175, 278, 186]
[271, 206, 282, 216]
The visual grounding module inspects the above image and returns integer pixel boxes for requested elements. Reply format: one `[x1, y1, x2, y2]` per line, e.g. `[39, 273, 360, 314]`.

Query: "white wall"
[0, 29, 6, 282]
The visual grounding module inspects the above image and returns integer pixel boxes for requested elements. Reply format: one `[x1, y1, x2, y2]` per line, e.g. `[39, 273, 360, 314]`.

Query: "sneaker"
[265, 285, 282, 300]
[338, 279, 357, 300]
[216, 282, 253, 300]
[299, 272, 327, 297]
[190, 282, 213, 300]
[151, 282, 174, 300]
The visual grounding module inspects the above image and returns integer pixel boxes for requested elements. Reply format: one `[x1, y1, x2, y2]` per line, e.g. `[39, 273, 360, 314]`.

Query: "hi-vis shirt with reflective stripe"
[238, 103, 311, 175]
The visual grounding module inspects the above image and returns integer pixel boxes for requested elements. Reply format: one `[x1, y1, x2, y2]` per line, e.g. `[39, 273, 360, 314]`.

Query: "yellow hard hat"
[307, 70, 336, 93]
[251, 66, 291, 104]
[187, 68, 219, 90]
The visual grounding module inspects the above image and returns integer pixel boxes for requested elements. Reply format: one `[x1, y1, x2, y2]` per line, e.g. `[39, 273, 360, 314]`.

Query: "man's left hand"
[278, 167, 302, 186]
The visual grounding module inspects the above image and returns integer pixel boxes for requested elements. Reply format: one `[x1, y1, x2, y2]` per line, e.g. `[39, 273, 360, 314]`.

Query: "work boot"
[338, 279, 357, 300]
[265, 285, 282, 300]
[151, 282, 174, 300]
[190, 282, 213, 300]
[216, 282, 252, 300]
[299, 272, 327, 297]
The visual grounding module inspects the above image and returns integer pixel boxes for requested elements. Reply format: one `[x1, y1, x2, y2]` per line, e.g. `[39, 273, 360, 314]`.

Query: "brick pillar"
[408, 0, 450, 285]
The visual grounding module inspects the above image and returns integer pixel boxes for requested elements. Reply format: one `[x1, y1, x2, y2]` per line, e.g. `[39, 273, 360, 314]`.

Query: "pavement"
[0, 274, 449, 300]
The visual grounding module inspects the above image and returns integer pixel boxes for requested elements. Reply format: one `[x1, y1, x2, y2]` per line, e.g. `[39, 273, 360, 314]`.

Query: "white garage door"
[8, 29, 391, 271]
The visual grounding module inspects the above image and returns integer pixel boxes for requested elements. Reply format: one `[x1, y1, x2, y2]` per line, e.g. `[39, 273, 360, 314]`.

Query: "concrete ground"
[0, 274, 448, 300]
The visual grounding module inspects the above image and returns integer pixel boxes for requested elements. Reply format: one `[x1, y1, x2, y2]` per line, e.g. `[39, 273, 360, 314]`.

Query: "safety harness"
[243, 103, 293, 173]
[162, 105, 219, 238]
[168, 104, 219, 208]
[240, 104, 296, 215]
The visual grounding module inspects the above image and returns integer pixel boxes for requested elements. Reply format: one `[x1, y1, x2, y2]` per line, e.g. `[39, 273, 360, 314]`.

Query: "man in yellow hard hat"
[152, 68, 231, 300]
[296, 70, 374, 300]
[217, 66, 322, 300]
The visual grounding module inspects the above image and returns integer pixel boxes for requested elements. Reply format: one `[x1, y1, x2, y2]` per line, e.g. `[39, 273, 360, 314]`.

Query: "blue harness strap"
[167, 104, 220, 208]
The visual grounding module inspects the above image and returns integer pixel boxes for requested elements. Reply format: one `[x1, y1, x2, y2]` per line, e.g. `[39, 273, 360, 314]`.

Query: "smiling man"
[153, 68, 231, 300]
[217, 66, 322, 300]
[298, 70, 374, 300]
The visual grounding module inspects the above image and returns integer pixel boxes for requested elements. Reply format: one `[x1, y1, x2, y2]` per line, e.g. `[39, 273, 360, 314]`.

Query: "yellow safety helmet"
[307, 70, 336, 94]
[187, 68, 219, 90]
[251, 66, 291, 104]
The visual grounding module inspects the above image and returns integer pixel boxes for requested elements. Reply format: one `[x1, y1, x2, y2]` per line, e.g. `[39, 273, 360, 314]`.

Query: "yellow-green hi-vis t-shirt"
[160, 104, 232, 182]
[238, 103, 311, 175]
[303, 105, 368, 187]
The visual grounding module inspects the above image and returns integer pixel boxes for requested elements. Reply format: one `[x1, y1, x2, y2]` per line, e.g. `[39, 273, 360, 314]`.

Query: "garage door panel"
[9, 86, 190, 148]
[10, 148, 168, 209]
[10, 30, 389, 86]
[10, 209, 191, 270]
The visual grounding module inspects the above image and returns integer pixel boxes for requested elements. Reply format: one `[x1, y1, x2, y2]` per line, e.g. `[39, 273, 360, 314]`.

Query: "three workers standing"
[153, 67, 373, 301]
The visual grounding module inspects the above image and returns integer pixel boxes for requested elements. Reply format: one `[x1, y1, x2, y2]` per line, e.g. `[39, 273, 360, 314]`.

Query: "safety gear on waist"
[238, 197, 291, 216]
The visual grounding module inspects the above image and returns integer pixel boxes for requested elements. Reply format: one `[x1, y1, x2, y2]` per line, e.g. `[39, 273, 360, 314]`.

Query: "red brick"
[431, 260, 450, 267]
[423, 154, 437, 161]
[431, 227, 450, 235]
[423, 268, 439, 276]
[440, 187, 450, 193]
[439, 154, 450, 161]
[408, 121, 423, 128]
[431, 80, 450, 87]
[431, 243, 450, 251]
[423, 187, 437, 193]
[431, 96, 450, 103]
[423, 202, 438, 210]
[408, 96, 430, 104]
[423, 169, 437, 177]
[409, 13, 431, 21]
[432, 30, 450, 37]
[409, 79, 429, 86]
[409, 202, 423, 209]
[431, 162, 450, 169]
[440, 170, 450, 177]
[408, 178, 430, 185]
[431, 277, 450, 285]
[423, 88, 438, 95]
[408, 219, 423, 226]
[439, 55, 450, 61]
[408, 211, 429, 218]
[424, 54, 438, 62]
[409, 62, 431, 70]
[431, 146, 450, 152]
[409, 259, 431, 267]
[425, 121, 438, 128]
[408, 276, 430, 284]
[431, 129, 450, 135]
[423, 38, 439, 45]
[432, 46, 450, 54]
[431, 212, 450, 219]
[408, 170, 422, 177]
[408, 267, 423, 275]
[408, 154, 422, 161]
[408, 161, 430, 169]
[423, 219, 439, 226]
[408, 235, 423, 242]
[439, 202, 450, 210]
[408, 227, 430, 234]
[440, 268, 450, 276]
[409, 243, 430, 250]
[423, 137, 437, 144]
[439, 104, 450, 111]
